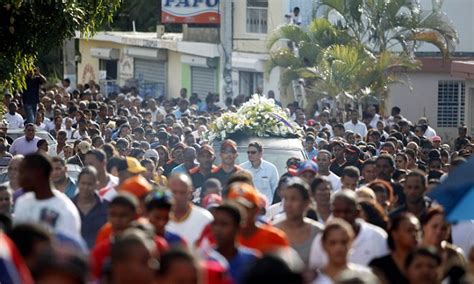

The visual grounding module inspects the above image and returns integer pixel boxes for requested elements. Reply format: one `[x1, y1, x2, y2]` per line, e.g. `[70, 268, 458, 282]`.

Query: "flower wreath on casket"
[206, 94, 304, 142]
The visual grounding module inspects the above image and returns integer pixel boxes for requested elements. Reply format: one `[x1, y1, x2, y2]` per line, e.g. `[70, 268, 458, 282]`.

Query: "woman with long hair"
[313, 218, 374, 283]
[274, 177, 323, 265]
[420, 206, 466, 282]
[156, 145, 170, 168]
[367, 179, 394, 213]
[369, 212, 420, 284]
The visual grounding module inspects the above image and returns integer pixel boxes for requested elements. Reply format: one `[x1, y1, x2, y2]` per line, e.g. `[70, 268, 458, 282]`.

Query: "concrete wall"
[388, 72, 463, 144]
[77, 40, 126, 85]
[233, 0, 286, 53]
[167, 51, 182, 98]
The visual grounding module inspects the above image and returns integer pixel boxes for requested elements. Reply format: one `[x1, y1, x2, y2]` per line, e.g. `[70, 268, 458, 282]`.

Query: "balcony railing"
[246, 7, 268, 34]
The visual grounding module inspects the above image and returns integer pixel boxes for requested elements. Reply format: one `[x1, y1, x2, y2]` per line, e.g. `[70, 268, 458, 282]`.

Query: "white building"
[388, 0, 474, 143]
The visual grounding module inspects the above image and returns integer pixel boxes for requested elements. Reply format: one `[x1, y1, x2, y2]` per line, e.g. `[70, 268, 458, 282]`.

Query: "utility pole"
[220, 0, 233, 101]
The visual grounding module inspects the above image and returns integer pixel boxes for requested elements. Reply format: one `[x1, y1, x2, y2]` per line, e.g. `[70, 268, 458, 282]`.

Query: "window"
[246, 0, 268, 34]
[437, 81, 465, 127]
[99, 59, 118, 80]
[239, 71, 263, 96]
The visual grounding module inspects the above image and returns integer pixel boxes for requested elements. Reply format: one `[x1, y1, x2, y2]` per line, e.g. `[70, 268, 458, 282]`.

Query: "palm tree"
[267, 0, 458, 115]
[318, 0, 458, 57]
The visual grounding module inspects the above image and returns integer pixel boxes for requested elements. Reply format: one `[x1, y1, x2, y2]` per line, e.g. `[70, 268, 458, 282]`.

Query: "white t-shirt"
[166, 205, 214, 246]
[312, 264, 374, 284]
[266, 201, 284, 222]
[13, 189, 81, 240]
[452, 221, 474, 257]
[344, 121, 368, 138]
[100, 175, 120, 202]
[309, 219, 388, 269]
[324, 172, 342, 192]
[4, 113, 24, 129]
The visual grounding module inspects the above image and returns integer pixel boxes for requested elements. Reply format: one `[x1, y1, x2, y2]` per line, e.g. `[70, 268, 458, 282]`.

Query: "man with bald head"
[166, 173, 213, 245]
[309, 190, 388, 269]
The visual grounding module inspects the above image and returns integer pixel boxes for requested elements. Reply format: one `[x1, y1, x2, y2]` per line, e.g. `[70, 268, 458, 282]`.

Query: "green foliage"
[268, 0, 458, 107]
[318, 0, 458, 55]
[0, 0, 122, 91]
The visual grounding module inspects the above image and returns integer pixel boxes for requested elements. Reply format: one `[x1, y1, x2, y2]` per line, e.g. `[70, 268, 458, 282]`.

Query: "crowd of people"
[0, 70, 474, 284]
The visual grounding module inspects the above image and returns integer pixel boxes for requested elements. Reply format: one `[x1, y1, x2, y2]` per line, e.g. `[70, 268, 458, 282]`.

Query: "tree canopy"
[267, 0, 458, 111]
[0, 0, 122, 91]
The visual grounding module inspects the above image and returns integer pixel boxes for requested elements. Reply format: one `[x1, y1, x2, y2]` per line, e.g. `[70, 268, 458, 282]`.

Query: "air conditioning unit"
[157, 25, 165, 38]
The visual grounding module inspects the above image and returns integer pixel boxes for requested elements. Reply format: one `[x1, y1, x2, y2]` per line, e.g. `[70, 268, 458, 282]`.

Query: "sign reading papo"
[162, 0, 220, 24]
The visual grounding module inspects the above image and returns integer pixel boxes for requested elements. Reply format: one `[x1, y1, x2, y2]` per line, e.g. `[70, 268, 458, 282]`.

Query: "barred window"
[437, 81, 465, 128]
[246, 0, 268, 34]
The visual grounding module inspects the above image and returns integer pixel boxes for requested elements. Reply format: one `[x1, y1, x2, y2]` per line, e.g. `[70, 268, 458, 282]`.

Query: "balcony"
[246, 7, 267, 34]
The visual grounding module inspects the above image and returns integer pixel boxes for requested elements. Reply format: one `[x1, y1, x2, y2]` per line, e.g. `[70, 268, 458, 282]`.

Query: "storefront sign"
[162, 0, 220, 24]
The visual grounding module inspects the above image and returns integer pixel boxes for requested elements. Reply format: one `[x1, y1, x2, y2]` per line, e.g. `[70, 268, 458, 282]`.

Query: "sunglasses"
[247, 151, 258, 155]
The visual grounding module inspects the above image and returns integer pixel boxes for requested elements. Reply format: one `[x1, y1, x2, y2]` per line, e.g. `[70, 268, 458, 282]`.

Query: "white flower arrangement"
[208, 94, 304, 141]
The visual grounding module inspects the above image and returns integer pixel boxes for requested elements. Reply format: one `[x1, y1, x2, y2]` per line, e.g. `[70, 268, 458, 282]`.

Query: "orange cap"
[227, 182, 260, 208]
[119, 175, 152, 199]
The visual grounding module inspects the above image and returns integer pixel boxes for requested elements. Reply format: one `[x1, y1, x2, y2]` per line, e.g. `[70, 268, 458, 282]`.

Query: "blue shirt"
[164, 230, 186, 247]
[209, 247, 259, 284]
[306, 148, 318, 161]
[73, 194, 109, 248]
[64, 177, 77, 200]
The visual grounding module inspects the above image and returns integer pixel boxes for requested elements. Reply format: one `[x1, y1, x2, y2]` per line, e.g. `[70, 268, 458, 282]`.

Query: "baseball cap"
[119, 175, 152, 199]
[145, 190, 173, 206]
[305, 135, 316, 143]
[306, 119, 317, 126]
[220, 139, 237, 152]
[329, 140, 345, 150]
[173, 142, 186, 150]
[202, 194, 223, 210]
[117, 157, 147, 174]
[144, 149, 159, 161]
[199, 144, 215, 156]
[77, 141, 91, 155]
[227, 183, 260, 208]
[431, 136, 441, 143]
[297, 160, 318, 175]
[345, 145, 360, 155]
[288, 160, 318, 176]
[157, 131, 169, 140]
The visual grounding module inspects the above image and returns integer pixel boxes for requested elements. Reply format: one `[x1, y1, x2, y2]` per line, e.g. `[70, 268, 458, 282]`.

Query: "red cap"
[119, 175, 152, 199]
[221, 139, 237, 152]
[199, 144, 215, 156]
[202, 194, 223, 209]
[227, 183, 260, 208]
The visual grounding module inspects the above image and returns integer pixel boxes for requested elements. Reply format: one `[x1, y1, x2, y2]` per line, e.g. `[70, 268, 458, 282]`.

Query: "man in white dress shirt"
[4, 102, 24, 129]
[9, 123, 41, 156]
[367, 105, 381, 130]
[309, 190, 388, 269]
[418, 117, 437, 138]
[344, 109, 367, 138]
[240, 141, 279, 204]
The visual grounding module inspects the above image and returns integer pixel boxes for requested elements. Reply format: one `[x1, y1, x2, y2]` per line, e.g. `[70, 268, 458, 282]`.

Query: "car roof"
[7, 129, 49, 133]
[213, 136, 303, 150]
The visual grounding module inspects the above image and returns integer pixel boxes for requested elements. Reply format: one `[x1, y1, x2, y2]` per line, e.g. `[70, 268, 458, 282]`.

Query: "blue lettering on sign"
[164, 0, 219, 7]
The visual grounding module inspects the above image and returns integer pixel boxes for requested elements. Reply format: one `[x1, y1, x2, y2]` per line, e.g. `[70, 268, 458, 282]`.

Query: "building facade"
[75, 0, 312, 102]
[74, 0, 472, 140]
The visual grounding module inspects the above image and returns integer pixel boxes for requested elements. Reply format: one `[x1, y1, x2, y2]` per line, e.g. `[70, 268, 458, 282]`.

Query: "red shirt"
[238, 224, 289, 253]
[91, 235, 168, 279]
